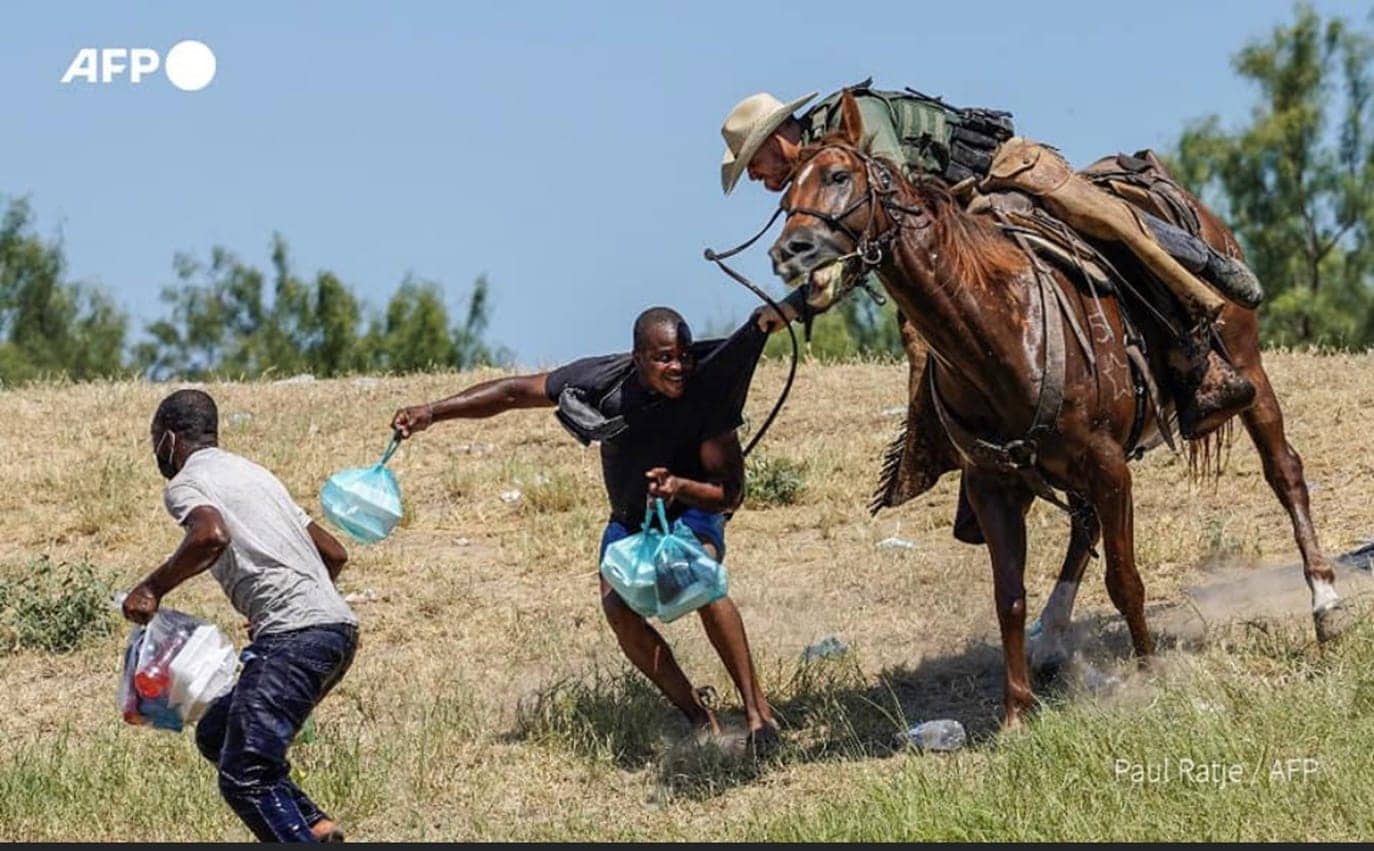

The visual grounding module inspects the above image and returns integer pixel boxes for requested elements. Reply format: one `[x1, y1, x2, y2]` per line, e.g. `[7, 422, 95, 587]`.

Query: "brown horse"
[769, 91, 1351, 727]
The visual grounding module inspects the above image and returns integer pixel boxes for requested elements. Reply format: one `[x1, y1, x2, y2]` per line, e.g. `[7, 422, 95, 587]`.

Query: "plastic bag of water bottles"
[320, 433, 404, 544]
[118, 608, 238, 732]
[600, 499, 728, 623]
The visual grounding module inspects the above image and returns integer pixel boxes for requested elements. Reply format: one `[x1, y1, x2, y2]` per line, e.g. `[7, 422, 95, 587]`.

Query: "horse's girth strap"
[928, 366, 1071, 512]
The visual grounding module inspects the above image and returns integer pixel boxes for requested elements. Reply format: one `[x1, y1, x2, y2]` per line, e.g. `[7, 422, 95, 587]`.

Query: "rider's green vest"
[799, 83, 1014, 183]
[800, 87, 955, 177]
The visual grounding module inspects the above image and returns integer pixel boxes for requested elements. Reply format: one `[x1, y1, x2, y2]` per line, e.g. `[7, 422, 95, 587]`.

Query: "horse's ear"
[837, 89, 865, 148]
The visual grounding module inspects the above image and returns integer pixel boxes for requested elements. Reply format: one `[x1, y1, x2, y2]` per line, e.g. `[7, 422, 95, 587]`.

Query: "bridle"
[779, 143, 934, 303]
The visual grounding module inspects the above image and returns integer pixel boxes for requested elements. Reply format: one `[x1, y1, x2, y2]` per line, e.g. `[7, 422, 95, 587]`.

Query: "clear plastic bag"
[600, 499, 729, 623]
[320, 435, 404, 544]
[118, 607, 238, 732]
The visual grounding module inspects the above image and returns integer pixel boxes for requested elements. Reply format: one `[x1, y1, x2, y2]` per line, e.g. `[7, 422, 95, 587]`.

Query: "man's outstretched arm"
[392, 373, 553, 438]
[122, 505, 230, 624]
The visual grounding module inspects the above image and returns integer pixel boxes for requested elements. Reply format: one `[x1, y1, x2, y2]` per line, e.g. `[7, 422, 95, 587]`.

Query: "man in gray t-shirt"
[122, 389, 356, 843]
[162, 447, 356, 639]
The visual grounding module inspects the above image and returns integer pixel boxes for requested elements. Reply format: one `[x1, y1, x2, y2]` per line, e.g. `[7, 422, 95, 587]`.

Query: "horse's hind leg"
[963, 469, 1036, 728]
[1086, 444, 1155, 661]
[1236, 362, 1350, 641]
[1030, 493, 1101, 679]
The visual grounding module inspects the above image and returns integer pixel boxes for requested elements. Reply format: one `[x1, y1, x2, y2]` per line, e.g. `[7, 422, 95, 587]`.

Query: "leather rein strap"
[703, 209, 799, 459]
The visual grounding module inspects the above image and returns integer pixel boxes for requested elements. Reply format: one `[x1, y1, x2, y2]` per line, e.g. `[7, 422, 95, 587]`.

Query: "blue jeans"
[195, 622, 357, 843]
[600, 507, 727, 561]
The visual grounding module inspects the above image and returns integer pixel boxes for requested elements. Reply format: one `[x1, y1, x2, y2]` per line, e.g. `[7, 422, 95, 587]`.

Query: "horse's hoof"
[999, 713, 1028, 735]
[1315, 602, 1355, 644]
[1028, 627, 1071, 683]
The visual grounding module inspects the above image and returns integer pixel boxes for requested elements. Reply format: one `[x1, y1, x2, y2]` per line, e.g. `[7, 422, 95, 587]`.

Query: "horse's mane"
[793, 139, 1028, 290]
[905, 179, 1028, 291]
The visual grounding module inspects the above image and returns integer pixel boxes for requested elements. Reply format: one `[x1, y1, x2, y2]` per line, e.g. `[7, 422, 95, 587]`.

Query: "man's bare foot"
[746, 723, 781, 757]
[311, 819, 345, 842]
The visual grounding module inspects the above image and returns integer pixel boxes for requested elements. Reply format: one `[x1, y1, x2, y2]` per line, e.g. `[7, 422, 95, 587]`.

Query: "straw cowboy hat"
[719, 90, 817, 194]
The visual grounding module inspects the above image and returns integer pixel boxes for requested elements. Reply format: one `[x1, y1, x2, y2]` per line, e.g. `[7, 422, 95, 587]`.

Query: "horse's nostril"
[787, 238, 815, 257]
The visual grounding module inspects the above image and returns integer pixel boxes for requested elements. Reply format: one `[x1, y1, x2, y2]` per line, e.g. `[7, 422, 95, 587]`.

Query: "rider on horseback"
[719, 80, 1263, 509]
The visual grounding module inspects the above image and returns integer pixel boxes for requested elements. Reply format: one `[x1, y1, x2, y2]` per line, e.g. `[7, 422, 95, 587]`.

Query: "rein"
[703, 211, 799, 459]
[702, 152, 905, 457]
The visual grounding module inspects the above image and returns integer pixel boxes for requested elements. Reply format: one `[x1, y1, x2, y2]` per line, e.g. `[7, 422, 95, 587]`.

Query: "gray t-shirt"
[164, 447, 357, 638]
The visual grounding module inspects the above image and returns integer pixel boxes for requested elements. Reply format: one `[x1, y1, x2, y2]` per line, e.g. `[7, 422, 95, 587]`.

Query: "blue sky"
[2, 0, 1365, 367]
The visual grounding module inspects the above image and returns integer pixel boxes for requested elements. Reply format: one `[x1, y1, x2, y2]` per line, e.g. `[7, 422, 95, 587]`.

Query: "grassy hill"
[1, 353, 1372, 841]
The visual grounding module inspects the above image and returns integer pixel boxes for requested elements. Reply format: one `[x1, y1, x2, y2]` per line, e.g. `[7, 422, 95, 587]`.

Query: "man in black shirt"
[391, 307, 781, 746]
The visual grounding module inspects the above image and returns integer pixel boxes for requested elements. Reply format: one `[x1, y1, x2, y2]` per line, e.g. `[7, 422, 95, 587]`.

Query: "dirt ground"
[1, 351, 1371, 839]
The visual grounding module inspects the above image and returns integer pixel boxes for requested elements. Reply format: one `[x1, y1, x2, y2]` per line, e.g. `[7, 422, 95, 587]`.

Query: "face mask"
[154, 430, 179, 480]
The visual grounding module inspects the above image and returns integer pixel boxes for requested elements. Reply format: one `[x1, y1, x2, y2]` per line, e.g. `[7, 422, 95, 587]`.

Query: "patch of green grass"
[0, 675, 487, 842]
[513, 667, 670, 769]
[0, 559, 113, 655]
[745, 454, 807, 508]
[750, 618, 1374, 842]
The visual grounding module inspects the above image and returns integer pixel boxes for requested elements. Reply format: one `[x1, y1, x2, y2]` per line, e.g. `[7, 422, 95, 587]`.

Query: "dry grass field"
[2, 352, 1373, 841]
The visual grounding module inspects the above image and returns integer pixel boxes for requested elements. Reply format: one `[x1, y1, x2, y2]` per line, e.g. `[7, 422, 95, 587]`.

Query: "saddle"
[1080, 149, 1203, 236]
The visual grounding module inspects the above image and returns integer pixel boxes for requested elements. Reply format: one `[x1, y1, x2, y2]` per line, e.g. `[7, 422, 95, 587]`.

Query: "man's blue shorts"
[599, 507, 727, 561]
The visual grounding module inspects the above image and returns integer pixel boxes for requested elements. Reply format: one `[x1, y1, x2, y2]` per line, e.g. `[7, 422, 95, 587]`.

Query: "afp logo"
[60, 40, 217, 92]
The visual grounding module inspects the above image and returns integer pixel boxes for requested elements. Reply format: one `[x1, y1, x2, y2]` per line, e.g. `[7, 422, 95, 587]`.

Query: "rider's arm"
[392, 374, 553, 437]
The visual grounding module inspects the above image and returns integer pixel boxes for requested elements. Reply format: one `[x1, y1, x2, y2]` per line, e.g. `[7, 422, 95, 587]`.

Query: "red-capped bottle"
[134, 630, 188, 699]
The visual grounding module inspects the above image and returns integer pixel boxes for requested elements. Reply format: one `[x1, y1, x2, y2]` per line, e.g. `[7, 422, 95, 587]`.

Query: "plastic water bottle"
[655, 555, 693, 603]
[899, 719, 966, 752]
[134, 629, 188, 698]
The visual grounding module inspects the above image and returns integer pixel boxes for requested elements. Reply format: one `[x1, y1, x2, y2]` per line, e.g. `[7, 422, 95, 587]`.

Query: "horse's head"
[769, 90, 894, 311]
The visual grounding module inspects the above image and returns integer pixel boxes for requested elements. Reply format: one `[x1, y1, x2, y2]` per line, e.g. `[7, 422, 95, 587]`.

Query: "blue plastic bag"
[320, 435, 404, 544]
[600, 499, 728, 623]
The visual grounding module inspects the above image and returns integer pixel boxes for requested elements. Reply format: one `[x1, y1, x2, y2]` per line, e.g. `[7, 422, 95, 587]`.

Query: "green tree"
[363, 279, 457, 373]
[139, 235, 504, 379]
[135, 245, 270, 379]
[0, 197, 128, 385]
[762, 288, 905, 362]
[359, 274, 506, 373]
[137, 234, 371, 379]
[1172, 4, 1374, 348]
[451, 274, 502, 369]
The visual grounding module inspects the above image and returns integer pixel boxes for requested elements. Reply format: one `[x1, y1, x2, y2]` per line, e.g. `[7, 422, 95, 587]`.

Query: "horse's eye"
[830, 171, 850, 185]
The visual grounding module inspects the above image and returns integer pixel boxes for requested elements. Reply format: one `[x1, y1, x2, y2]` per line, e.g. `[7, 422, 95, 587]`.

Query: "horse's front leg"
[1030, 493, 1100, 680]
[964, 468, 1036, 728]
[1084, 442, 1155, 661]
